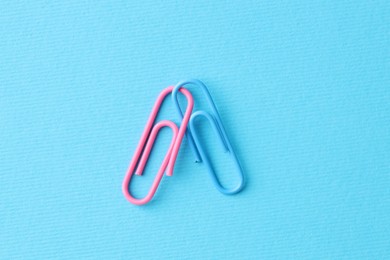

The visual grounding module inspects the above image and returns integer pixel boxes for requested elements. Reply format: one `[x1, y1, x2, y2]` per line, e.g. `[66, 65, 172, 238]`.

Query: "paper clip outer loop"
[122, 86, 194, 205]
[172, 79, 245, 195]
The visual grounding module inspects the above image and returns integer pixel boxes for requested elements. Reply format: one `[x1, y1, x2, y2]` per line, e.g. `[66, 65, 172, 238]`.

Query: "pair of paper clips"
[122, 79, 245, 205]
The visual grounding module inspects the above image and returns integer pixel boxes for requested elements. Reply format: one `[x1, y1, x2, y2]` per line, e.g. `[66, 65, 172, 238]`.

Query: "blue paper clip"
[172, 79, 245, 195]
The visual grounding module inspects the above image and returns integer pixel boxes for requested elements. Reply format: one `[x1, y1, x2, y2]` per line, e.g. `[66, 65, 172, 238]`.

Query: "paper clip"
[172, 79, 245, 195]
[122, 86, 194, 205]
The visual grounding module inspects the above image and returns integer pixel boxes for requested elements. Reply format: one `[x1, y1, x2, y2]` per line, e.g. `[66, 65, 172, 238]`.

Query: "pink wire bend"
[122, 86, 194, 205]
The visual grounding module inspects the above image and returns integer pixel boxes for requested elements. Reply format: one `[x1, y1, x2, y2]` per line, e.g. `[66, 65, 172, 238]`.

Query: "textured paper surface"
[1, 1, 389, 259]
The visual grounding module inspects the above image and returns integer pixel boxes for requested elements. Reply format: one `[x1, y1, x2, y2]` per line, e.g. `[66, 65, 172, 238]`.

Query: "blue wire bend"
[172, 79, 245, 195]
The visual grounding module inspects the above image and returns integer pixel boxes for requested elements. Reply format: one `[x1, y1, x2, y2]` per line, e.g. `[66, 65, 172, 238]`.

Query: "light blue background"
[1, 1, 389, 259]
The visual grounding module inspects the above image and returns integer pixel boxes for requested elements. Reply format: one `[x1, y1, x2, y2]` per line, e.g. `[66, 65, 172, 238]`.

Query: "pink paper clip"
[122, 86, 194, 205]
